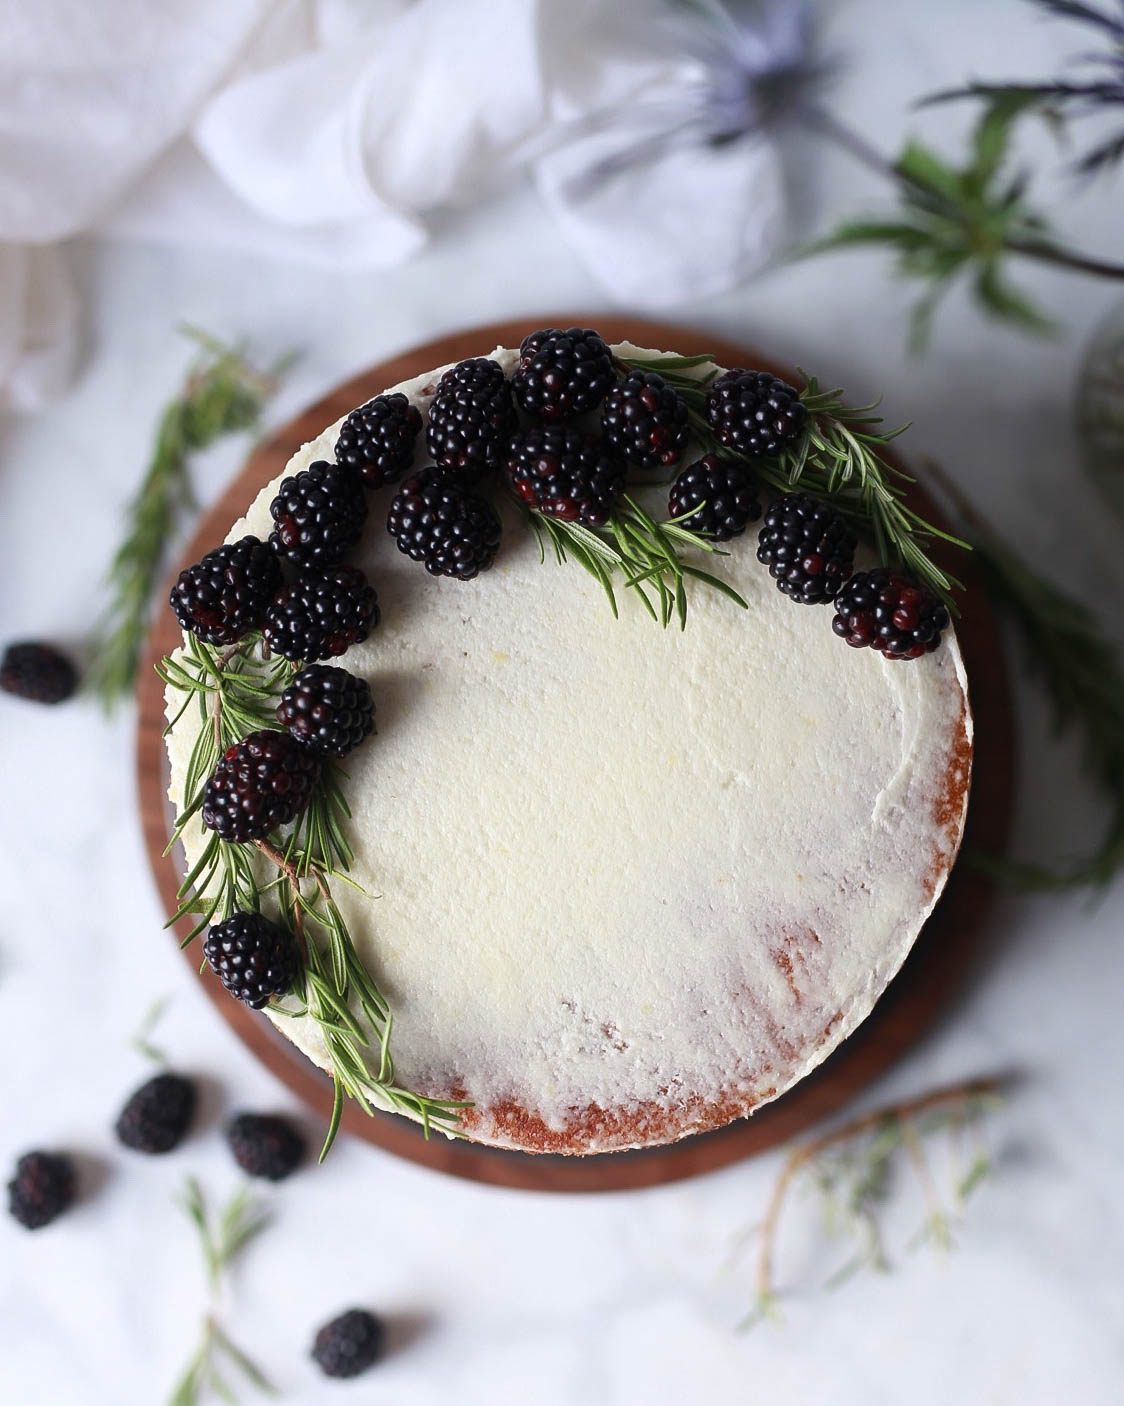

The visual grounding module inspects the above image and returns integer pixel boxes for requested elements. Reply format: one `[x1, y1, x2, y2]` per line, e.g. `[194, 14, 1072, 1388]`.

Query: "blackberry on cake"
[277, 665, 374, 759]
[115, 1073, 196, 1154]
[169, 536, 281, 646]
[262, 566, 379, 662]
[201, 729, 320, 843]
[512, 327, 615, 421]
[226, 1113, 305, 1181]
[0, 641, 78, 704]
[707, 369, 806, 457]
[508, 425, 625, 525]
[387, 469, 501, 580]
[269, 460, 367, 570]
[832, 568, 950, 659]
[311, 1309, 385, 1378]
[600, 370, 689, 472]
[425, 358, 517, 479]
[335, 392, 422, 488]
[756, 493, 857, 604]
[7, 1151, 76, 1229]
[668, 455, 761, 540]
[204, 912, 300, 1007]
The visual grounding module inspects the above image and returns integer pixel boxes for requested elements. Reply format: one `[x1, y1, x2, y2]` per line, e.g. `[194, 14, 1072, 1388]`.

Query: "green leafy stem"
[158, 633, 466, 1158]
[621, 352, 967, 609]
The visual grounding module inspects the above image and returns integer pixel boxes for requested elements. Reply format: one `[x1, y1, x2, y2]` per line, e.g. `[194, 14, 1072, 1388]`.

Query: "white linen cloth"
[0, 0, 786, 408]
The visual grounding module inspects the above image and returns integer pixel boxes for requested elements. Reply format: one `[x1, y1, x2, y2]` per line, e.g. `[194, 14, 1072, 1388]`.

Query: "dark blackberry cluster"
[269, 460, 367, 570]
[425, 358, 517, 479]
[201, 729, 321, 843]
[756, 493, 857, 605]
[667, 455, 761, 540]
[707, 369, 807, 457]
[311, 1309, 385, 1379]
[507, 425, 625, 526]
[262, 566, 379, 662]
[169, 536, 281, 646]
[512, 327, 615, 422]
[276, 664, 374, 759]
[387, 469, 501, 580]
[226, 1113, 305, 1181]
[832, 568, 950, 659]
[335, 392, 421, 489]
[115, 1073, 196, 1155]
[600, 370, 689, 471]
[203, 912, 300, 1008]
[7, 1151, 75, 1229]
[0, 641, 77, 704]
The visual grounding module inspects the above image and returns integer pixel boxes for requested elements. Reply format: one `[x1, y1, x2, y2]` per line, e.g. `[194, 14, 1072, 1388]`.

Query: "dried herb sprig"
[928, 461, 1124, 889]
[159, 634, 466, 1157]
[621, 353, 967, 608]
[737, 1077, 1002, 1330]
[89, 327, 288, 711]
[169, 1179, 275, 1406]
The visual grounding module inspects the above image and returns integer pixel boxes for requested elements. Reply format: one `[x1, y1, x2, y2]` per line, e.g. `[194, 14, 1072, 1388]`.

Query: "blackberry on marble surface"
[115, 1073, 196, 1155]
[7, 1151, 75, 1229]
[311, 1309, 385, 1378]
[226, 1113, 305, 1181]
[0, 641, 78, 704]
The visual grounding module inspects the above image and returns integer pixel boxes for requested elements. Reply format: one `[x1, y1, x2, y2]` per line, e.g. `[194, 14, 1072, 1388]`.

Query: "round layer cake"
[164, 341, 972, 1154]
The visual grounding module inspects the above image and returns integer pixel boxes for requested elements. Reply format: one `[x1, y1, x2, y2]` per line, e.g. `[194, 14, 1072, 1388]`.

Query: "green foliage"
[810, 95, 1058, 349]
[88, 327, 288, 711]
[159, 633, 466, 1156]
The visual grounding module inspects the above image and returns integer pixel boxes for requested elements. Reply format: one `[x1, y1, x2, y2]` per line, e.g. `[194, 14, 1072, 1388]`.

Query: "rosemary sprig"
[736, 1077, 1002, 1331]
[131, 995, 171, 1065]
[89, 327, 287, 711]
[170, 1180, 275, 1406]
[928, 462, 1124, 889]
[160, 635, 466, 1156]
[524, 492, 748, 628]
[622, 353, 968, 608]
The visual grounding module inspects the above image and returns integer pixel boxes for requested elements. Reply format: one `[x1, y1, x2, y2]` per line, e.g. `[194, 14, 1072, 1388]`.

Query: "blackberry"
[201, 729, 320, 843]
[276, 665, 374, 759]
[262, 566, 379, 663]
[756, 493, 857, 604]
[335, 392, 422, 489]
[425, 358, 517, 480]
[269, 460, 367, 570]
[387, 469, 501, 580]
[707, 369, 807, 457]
[600, 370, 689, 471]
[507, 425, 624, 526]
[226, 1113, 305, 1181]
[203, 912, 300, 1008]
[7, 1151, 75, 1229]
[512, 327, 615, 422]
[832, 568, 950, 660]
[0, 641, 77, 704]
[312, 1309, 385, 1379]
[169, 536, 281, 646]
[667, 455, 761, 540]
[115, 1073, 196, 1154]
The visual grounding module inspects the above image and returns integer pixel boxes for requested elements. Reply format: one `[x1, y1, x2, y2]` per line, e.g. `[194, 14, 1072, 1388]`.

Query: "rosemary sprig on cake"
[621, 351, 967, 609]
[160, 633, 465, 1157]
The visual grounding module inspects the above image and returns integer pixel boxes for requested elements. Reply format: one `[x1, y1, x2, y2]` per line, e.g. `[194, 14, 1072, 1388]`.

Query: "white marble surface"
[2, 2, 1123, 1402]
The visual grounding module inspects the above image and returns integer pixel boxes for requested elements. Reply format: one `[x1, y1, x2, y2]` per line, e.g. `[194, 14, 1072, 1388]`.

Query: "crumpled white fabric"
[0, 0, 786, 407]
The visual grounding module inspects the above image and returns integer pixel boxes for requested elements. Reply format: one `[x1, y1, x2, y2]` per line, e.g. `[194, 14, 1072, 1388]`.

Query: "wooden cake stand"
[137, 316, 1013, 1192]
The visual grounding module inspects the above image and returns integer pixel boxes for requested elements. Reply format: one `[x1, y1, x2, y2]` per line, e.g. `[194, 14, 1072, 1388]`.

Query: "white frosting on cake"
[165, 343, 971, 1153]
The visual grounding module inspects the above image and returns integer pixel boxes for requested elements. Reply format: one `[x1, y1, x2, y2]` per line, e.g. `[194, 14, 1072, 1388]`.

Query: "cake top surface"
[165, 342, 971, 1154]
